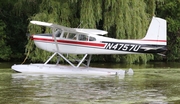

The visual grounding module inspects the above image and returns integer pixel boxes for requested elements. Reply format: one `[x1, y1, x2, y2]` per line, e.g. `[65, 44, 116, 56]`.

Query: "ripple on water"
[5, 73, 178, 104]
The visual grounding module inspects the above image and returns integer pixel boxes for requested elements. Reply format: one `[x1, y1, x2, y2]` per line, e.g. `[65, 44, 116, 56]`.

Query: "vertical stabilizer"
[143, 17, 167, 45]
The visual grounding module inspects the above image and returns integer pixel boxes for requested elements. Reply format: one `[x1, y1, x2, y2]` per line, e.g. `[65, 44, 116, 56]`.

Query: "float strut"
[57, 53, 76, 67]
[77, 54, 88, 68]
[86, 55, 92, 67]
[44, 52, 57, 65]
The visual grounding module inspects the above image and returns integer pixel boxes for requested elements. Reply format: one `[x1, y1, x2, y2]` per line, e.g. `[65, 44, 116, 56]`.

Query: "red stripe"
[32, 37, 106, 47]
[141, 39, 166, 42]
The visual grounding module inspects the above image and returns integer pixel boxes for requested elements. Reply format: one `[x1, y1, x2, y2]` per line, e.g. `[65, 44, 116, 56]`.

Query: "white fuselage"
[32, 34, 166, 54]
[30, 16, 167, 55]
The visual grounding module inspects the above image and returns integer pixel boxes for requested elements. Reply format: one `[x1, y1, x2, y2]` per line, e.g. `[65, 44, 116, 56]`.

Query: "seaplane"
[11, 16, 167, 76]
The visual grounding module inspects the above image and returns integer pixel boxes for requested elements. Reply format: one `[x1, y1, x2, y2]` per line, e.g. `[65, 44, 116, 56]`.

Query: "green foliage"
[156, 0, 180, 61]
[3, 0, 176, 63]
[0, 20, 11, 60]
[25, 0, 156, 63]
[101, 0, 155, 63]
[0, 0, 42, 61]
[26, 0, 76, 62]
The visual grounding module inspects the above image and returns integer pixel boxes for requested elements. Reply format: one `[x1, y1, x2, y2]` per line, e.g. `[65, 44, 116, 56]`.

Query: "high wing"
[30, 20, 107, 35]
[75, 29, 107, 35]
[30, 21, 76, 33]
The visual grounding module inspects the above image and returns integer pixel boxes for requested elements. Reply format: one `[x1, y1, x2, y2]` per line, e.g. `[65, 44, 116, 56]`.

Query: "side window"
[68, 33, 77, 40]
[63, 32, 68, 38]
[78, 34, 88, 41]
[89, 36, 96, 41]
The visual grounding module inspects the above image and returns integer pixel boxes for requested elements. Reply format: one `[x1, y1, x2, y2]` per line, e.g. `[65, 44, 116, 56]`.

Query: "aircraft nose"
[30, 35, 34, 40]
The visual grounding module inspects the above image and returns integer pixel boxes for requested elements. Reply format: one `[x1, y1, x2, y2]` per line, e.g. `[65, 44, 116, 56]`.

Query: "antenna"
[82, 23, 88, 28]
[77, 21, 83, 28]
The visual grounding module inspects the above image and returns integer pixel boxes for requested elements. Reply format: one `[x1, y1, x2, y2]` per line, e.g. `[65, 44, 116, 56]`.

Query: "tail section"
[143, 17, 167, 45]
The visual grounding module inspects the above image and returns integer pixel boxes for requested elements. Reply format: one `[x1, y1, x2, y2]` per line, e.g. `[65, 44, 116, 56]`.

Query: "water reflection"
[1, 62, 180, 104]
[6, 73, 176, 104]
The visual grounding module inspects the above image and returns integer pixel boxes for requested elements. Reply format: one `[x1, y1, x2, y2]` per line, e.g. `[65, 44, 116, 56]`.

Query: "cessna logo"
[104, 42, 141, 52]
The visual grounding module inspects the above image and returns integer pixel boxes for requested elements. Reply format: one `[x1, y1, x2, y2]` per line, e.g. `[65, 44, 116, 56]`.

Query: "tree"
[102, 0, 155, 63]
[25, 0, 157, 63]
[0, 0, 42, 61]
[156, 0, 180, 61]
[0, 20, 11, 60]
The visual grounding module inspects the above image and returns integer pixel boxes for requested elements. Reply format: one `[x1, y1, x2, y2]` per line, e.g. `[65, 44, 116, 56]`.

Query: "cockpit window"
[54, 29, 62, 37]
[89, 36, 96, 41]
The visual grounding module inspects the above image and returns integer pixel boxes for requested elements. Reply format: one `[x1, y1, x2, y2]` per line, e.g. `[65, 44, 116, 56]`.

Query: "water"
[1, 62, 180, 104]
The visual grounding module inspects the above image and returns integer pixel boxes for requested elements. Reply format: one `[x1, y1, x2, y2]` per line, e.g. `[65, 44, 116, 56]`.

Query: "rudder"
[143, 17, 167, 45]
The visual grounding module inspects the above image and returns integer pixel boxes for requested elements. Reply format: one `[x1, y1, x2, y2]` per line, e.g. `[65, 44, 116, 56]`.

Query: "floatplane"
[11, 17, 167, 76]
